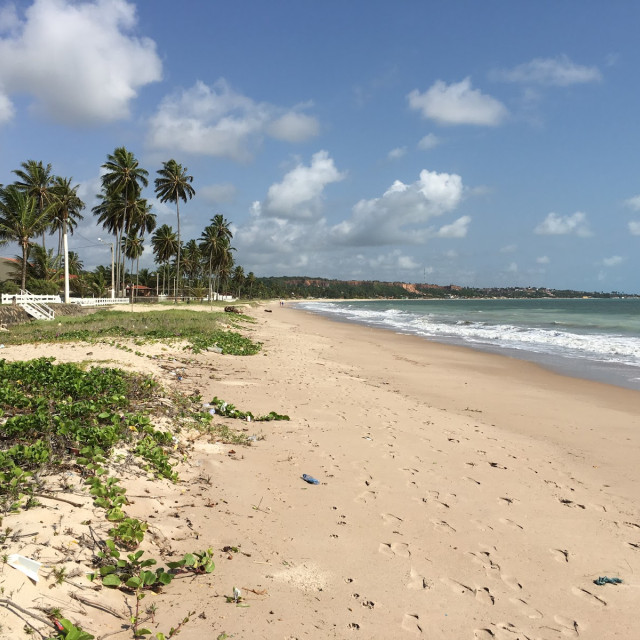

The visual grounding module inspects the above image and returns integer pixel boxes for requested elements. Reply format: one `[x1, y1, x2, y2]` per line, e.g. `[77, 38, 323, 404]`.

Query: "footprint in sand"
[510, 597, 543, 619]
[501, 574, 523, 591]
[379, 542, 411, 558]
[498, 518, 523, 531]
[553, 614, 580, 637]
[473, 629, 495, 639]
[441, 578, 495, 605]
[406, 567, 431, 590]
[430, 519, 456, 534]
[401, 613, 422, 635]
[571, 586, 606, 607]
[550, 548, 570, 563]
[381, 512, 404, 526]
[467, 550, 501, 576]
[355, 490, 378, 504]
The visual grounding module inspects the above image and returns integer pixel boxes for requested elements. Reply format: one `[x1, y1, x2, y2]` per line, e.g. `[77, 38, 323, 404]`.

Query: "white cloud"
[388, 146, 406, 160]
[0, 0, 162, 125]
[506, 262, 518, 273]
[408, 78, 508, 126]
[267, 111, 319, 142]
[436, 215, 471, 238]
[500, 244, 517, 253]
[418, 133, 440, 150]
[602, 255, 623, 267]
[623, 195, 640, 211]
[264, 150, 345, 219]
[147, 79, 318, 160]
[0, 88, 14, 123]
[492, 55, 602, 86]
[330, 169, 465, 246]
[536, 255, 550, 264]
[199, 183, 237, 204]
[534, 211, 592, 237]
[628, 221, 640, 235]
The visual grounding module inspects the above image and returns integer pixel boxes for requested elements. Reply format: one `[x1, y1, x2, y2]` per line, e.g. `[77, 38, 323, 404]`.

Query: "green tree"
[246, 271, 256, 299]
[151, 224, 178, 295]
[154, 160, 195, 299]
[94, 147, 148, 296]
[231, 265, 245, 298]
[199, 214, 232, 300]
[50, 176, 85, 302]
[181, 238, 202, 286]
[0, 186, 51, 289]
[121, 232, 144, 298]
[12, 160, 55, 249]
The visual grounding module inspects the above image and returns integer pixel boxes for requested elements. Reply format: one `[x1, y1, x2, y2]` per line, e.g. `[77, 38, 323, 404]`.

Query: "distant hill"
[254, 276, 635, 299]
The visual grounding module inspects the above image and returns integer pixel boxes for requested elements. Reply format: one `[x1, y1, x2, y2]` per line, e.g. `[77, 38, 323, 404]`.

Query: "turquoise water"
[297, 298, 640, 390]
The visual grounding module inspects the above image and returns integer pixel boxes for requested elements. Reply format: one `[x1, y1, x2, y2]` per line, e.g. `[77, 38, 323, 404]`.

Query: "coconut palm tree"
[151, 224, 178, 295]
[50, 176, 85, 302]
[199, 214, 233, 300]
[217, 239, 235, 296]
[94, 147, 148, 296]
[181, 239, 203, 289]
[121, 232, 144, 299]
[231, 265, 245, 298]
[0, 186, 51, 289]
[154, 160, 195, 300]
[12, 160, 55, 249]
[246, 271, 256, 299]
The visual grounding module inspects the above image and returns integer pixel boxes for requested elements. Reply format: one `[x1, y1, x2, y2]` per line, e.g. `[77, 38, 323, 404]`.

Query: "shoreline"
[0, 302, 637, 639]
[294, 298, 640, 392]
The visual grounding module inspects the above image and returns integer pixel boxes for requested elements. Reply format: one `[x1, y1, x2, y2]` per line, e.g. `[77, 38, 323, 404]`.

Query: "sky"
[1, 0, 639, 293]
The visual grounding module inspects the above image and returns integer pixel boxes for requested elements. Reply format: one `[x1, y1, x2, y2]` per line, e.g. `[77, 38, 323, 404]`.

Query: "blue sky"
[1, 0, 639, 292]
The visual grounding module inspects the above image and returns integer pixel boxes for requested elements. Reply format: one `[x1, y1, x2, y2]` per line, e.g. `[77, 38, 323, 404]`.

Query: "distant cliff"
[253, 277, 631, 299]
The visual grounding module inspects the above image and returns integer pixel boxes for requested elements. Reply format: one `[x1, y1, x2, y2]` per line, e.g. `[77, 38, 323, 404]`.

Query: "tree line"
[0, 148, 254, 300]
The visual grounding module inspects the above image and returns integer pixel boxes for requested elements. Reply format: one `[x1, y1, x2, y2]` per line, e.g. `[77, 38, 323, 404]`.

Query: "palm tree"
[121, 232, 144, 299]
[151, 224, 178, 295]
[231, 265, 245, 298]
[21, 245, 60, 283]
[181, 239, 202, 287]
[246, 271, 256, 299]
[94, 147, 148, 296]
[50, 176, 85, 302]
[0, 186, 51, 289]
[217, 239, 235, 296]
[12, 160, 55, 249]
[199, 214, 233, 300]
[154, 160, 195, 300]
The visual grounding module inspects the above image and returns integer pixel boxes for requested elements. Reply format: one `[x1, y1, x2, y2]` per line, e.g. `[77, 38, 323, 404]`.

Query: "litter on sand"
[301, 474, 319, 485]
[7, 554, 42, 582]
[593, 576, 623, 585]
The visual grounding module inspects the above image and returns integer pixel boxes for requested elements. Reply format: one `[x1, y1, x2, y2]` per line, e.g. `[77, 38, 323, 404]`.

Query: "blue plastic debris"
[593, 576, 622, 585]
[302, 474, 319, 485]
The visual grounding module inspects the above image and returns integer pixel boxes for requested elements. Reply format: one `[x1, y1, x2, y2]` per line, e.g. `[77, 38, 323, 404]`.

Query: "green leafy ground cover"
[0, 310, 271, 637]
[2, 309, 261, 355]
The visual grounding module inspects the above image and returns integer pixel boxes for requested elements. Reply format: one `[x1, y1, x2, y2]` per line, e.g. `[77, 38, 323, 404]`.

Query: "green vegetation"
[0, 355, 252, 638]
[0, 308, 261, 355]
[248, 276, 637, 300]
[209, 396, 290, 422]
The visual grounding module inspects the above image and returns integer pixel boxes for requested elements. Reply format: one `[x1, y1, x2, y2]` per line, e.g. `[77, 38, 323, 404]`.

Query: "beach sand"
[0, 301, 638, 639]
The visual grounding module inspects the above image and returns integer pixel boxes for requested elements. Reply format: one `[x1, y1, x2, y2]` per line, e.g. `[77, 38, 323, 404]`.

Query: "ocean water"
[295, 298, 640, 391]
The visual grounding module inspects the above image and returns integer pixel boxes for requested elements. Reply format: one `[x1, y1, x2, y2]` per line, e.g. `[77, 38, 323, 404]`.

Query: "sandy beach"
[1, 302, 638, 639]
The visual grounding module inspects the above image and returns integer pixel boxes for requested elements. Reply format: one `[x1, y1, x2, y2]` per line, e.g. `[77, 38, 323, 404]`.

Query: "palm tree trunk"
[63, 217, 70, 303]
[175, 200, 181, 302]
[21, 241, 28, 291]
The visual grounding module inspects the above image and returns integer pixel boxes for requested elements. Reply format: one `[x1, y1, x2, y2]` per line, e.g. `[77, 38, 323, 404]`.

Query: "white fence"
[70, 297, 129, 307]
[1, 293, 61, 304]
